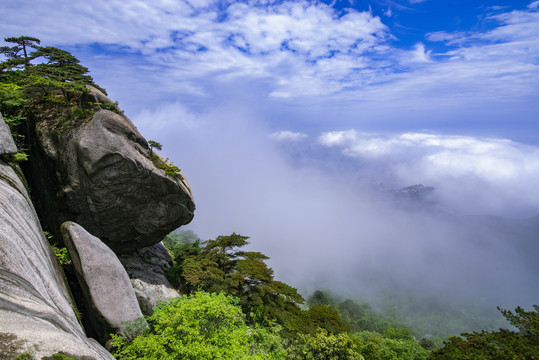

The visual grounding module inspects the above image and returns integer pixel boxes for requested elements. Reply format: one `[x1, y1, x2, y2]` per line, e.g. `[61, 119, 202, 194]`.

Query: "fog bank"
[134, 103, 539, 311]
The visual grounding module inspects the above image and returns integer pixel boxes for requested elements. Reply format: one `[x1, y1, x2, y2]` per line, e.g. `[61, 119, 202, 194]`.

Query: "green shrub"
[353, 331, 429, 360]
[51, 244, 71, 265]
[288, 329, 364, 360]
[14, 353, 35, 360]
[111, 291, 286, 360]
[150, 155, 183, 181]
[0, 152, 28, 163]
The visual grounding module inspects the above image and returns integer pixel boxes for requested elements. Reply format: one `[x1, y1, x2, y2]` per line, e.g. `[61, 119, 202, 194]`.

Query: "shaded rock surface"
[0, 113, 17, 155]
[119, 243, 180, 315]
[24, 92, 194, 253]
[61, 221, 146, 344]
[0, 160, 113, 359]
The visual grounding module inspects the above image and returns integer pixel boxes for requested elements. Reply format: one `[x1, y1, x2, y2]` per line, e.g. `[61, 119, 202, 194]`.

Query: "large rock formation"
[25, 91, 195, 253]
[61, 222, 145, 344]
[0, 156, 113, 359]
[0, 112, 17, 155]
[0, 83, 195, 357]
[119, 243, 181, 315]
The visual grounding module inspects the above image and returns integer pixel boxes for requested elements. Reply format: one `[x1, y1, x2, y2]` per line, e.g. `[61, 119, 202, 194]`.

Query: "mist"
[134, 102, 539, 315]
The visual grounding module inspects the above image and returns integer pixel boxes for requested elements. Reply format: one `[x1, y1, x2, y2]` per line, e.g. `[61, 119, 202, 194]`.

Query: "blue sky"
[2, 0, 539, 303]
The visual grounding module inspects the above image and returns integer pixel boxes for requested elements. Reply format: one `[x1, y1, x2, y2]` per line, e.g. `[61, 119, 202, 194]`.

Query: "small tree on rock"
[148, 140, 162, 156]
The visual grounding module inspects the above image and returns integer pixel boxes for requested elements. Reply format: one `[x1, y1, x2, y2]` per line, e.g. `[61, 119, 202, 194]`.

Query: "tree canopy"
[0, 35, 103, 140]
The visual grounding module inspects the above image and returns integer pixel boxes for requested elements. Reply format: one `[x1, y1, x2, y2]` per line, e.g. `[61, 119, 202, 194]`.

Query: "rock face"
[0, 87, 195, 356]
[26, 93, 195, 253]
[119, 243, 181, 315]
[61, 221, 146, 344]
[0, 113, 17, 155]
[0, 160, 114, 359]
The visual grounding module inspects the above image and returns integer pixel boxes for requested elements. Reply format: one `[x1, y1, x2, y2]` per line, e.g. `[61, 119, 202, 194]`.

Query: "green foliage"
[353, 330, 429, 360]
[498, 304, 539, 341]
[418, 337, 441, 351]
[146, 140, 184, 181]
[288, 329, 364, 360]
[0, 82, 27, 145]
[150, 155, 184, 181]
[428, 305, 539, 360]
[148, 140, 162, 156]
[307, 291, 398, 334]
[163, 229, 200, 258]
[337, 298, 394, 333]
[306, 304, 350, 334]
[308, 289, 338, 307]
[111, 291, 287, 360]
[383, 327, 414, 340]
[14, 353, 35, 360]
[0, 36, 41, 71]
[120, 317, 149, 341]
[51, 244, 71, 265]
[89, 101, 123, 115]
[45, 231, 72, 266]
[168, 233, 306, 330]
[45, 354, 77, 360]
[1, 36, 104, 130]
[0, 152, 28, 164]
[367, 292, 507, 339]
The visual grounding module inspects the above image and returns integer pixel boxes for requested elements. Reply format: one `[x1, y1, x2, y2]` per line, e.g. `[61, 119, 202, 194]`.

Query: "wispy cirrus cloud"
[270, 131, 308, 142]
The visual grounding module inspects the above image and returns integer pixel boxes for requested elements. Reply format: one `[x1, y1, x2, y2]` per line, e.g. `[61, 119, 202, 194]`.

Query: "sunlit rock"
[0, 160, 113, 359]
[0, 113, 17, 155]
[61, 221, 146, 344]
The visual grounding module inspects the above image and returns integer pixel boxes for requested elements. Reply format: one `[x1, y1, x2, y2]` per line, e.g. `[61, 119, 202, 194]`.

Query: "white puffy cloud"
[318, 131, 539, 216]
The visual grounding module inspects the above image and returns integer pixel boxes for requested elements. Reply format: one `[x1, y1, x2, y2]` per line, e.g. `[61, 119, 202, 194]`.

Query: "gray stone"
[0, 160, 114, 359]
[27, 101, 195, 253]
[85, 85, 116, 106]
[119, 243, 181, 315]
[130, 278, 181, 315]
[0, 112, 17, 155]
[61, 221, 146, 344]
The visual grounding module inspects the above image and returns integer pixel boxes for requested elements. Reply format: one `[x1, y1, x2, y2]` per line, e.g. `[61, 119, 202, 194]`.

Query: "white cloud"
[270, 131, 308, 141]
[318, 131, 539, 216]
[318, 130, 358, 147]
[410, 42, 431, 63]
[2, 0, 537, 109]
[138, 103, 538, 308]
[528, 1, 539, 10]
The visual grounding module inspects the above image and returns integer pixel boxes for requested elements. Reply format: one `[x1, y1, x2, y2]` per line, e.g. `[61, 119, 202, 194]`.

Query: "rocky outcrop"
[0, 85, 195, 356]
[61, 221, 146, 344]
[0, 113, 17, 155]
[119, 243, 181, 315]
[25, 93, 195, 253]
[85, 85, 116, 106]
[0, 160, 113, 359]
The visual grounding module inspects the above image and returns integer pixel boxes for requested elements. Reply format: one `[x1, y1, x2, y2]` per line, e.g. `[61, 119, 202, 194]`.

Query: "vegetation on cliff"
[0, 36, 104, 137]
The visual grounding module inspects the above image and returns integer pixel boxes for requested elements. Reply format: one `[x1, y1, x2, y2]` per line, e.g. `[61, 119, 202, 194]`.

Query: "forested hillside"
[110, 230, 538, 360]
